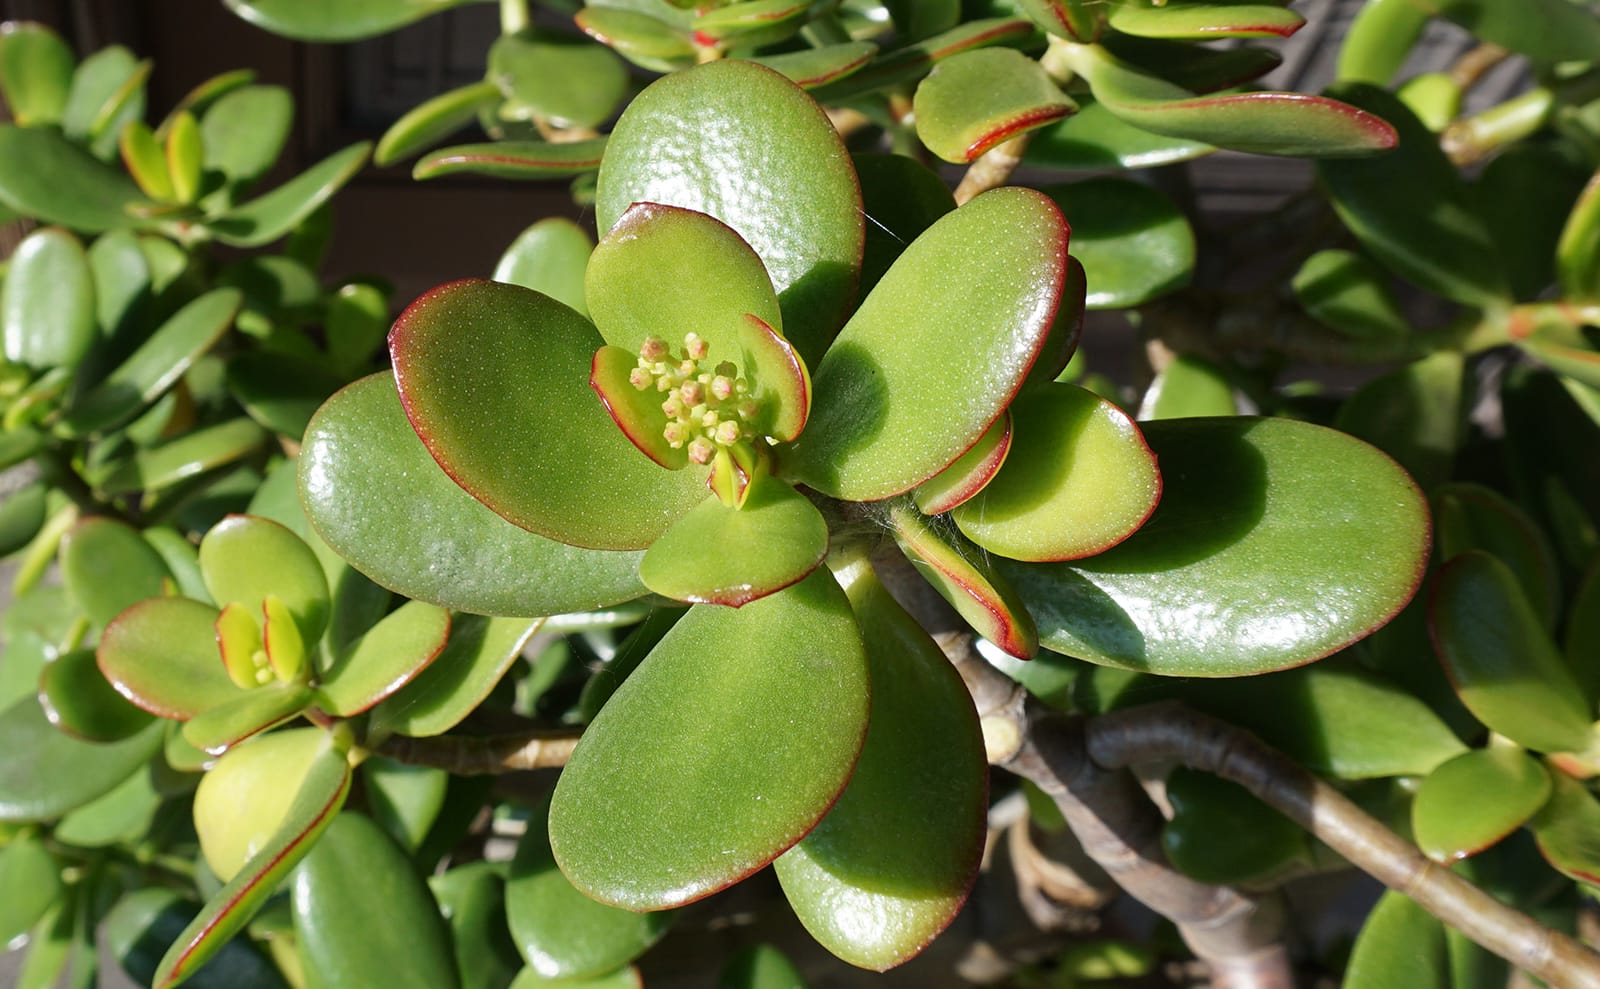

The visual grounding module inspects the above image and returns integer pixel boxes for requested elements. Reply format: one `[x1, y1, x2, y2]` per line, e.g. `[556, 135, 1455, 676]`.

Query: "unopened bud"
[662, 395, 686, 419]
[688, 437, 715, 464]
[684, 333, 708, 360]
[629, 367, 653, 390]
[640, 337, 669, 362]
[664, 422, 689, 448]
[711, 375, 735, 401]
[680, 380, 705, 405]
[715, 361, 737, 378]
[715, 420, 742, 445]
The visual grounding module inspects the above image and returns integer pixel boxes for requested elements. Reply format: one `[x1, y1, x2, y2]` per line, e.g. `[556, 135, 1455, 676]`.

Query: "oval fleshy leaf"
[1138, 354, 1236, 419]
[0, 696, 162, 821]
[201, 85, 294, 198]
[889, 504, 1038, 659]
[370, 616, 542, 738]
[587, 201, 782, 364]
[1318, 84, 1507, 307]
[302, 374, 647, 616]
[208, 142, 371, 247]
[376, 79, 500, 167]
[193, 727, 328, 880]
[0, 835, 62, 945]
[1334, 351, 1462, 492]
[913, 47, 1074, 163]
[489, 29, 628, 130]
[98, 597, 235, 720]
[508, 797, 673, 981]
[0, 22, 74, 125]
[1162, 769, 1308, 884]
[1434, 482, 1560, 631]
[222, 0, 475, 41]
[1558, 168, 1600, 302]
[693, 0, 810, 48]
[1024, 257, 1088, 391]
[1431, 0, 1600, 63]
[1337, 0, 1430, 85]
[575, 8, 695, 73]
[104, 888, 287, 989]
[389, 279, 707, 551]
[549, 570, 869, 911]
[1007, 416, 1428, 676]
[200, 515, 330, 646]
[1025, 95, 1215, 171]
[753, 42, 878, 90]
[59, 517, 172, 627]
[1062, 44, 1397, 158]
[1530, 771, 1600, 886]
[158, 733, 350, 989]
[494, 218, 593, 316]
[1292, 248, 1409, 342]
[1429, 551, 1593, 754]
[787, 187, 1067, 501]
[590, 344, 685, 469]
[597, 59, 863, 363]
[60, 287, 242, 437]
[914, 411, 1012, 516]
[775, 556, 985, 970]
[812, 18, 1040, 103]
[430, 863, 521, 989]
[510, 967, 641, 989]
[94, 418, 268, 495]
[313, 601, 450, 717]
[413, 138, 608, 181]
[1346, 891, 1450, 989]
[38, 646, 154, 742]
[739, 313, 810, 442]
[1412, 745, 1551, 863]
[291, 812, 461, 989]
[121, 121, 174, 201]
[953, 384, 1160, 562]
[181, 682, 312, 755]
[0, 125, 142, 230]
[640, 479, 828, 607]
[1046, 178, 1194, 308]
[853, 152, 954, 300]
[2, 227, 96, 370]
[1106, 1, 1303, 39]
[1013, 0, 1102, 40]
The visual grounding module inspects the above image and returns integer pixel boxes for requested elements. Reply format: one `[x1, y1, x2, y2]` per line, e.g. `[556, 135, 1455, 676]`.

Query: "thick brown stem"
[375, 730, 579, 775]
[1088, 702, 1600, 989]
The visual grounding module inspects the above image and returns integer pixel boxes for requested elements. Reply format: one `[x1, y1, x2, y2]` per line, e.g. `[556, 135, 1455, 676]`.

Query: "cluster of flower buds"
[629, 333, 761, 465]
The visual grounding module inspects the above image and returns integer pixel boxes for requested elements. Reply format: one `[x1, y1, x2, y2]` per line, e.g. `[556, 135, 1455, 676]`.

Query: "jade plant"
[3, 0, 1600, 988]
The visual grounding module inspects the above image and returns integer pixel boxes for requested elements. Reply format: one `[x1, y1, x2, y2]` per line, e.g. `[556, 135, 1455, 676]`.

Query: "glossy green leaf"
[1430, 552, 1594, 754]
[96, 597, 235, 719]
[413, 138, 608, 180]
[1337, 0, 1430, 85]
[292, 813, 460, 989]
[0, 482, 47, 558]
[0, 835, 61, 943]
[1061, 44, 1397, 158]
[0, 125, 143, 230]
[389, 279, 706, 550]
[181, 682, 311, 754]
[200, 85, 294, 197]
[852, 152, 954, 300]
[1139, 354, 1235, 419]
[1048, 178, 1193, 308]
[587, 201, 782, 365]
[1162, 768, 1308, 884]
[1013, 0, 1102, 41]
[574, 8, 694, 73]
[58, 517, 169, 626]
[808, 18, 1039, 105]
[1334, 351, 1462, 491]
[61, 46, 145, 156]
[490, 29, 628, 129]
[227, 352, 347, 440]
[1557, 168, 1600, 303]
[1431, 0, 1600, 63]
[889, 504, 1038, 659]
[430, 862, 521, 989]
[60, 288, 242, 436]
[550, 570, 868, 911]
[1434, 482, 1560, 631]
[509, 967, 640, 989]
[2, 227, 96, 370]
[94, 418, 268, 495]
[953, 384, 1159, 561]
[1106, 0, 1303, 39]
[0, 21, 73, 125]
[775, 556, 985, 970]
[158, 734, 350, 989]
[157, 68, 256, 136]
[1474, 145, 1586, 303]
[376, 80, 499, 167]
[720, 945, 807, 989]
[914, 411, 1012, 515]
[302, 374, 646, 616]
[193, 728, 329, 880]
[200, 515, 329, 645]
[1346, 891, 1449, 989]
[693, 0, 810, 47]
[914, 48, 1073, 163]
[493, 218, 592, 316]
[1318, 84, 1506, 306]
[105, 889, 287, 989]
[16, 894, 74, 989]
[885, 0, 959, 40]
[1292, 249, 1409, 342]
[223, 0, 477, 41]
[640, 479, 828, 607]
[597, 59, 863, 363]
[313, 601, 449, 716]
[121, 121, 176, 202]
[165, 111, 202, 205]
[1413, 745, 1550, 863]
[1025, 95, 1215, 170]
[39, 646, 155, 742]
[752, 42, 878, 90]
[788, 188, 1066, 500]
[362, 757, 447, 851]
[0, 696, 162, 821]
[1530, 771, 1600, 886]
[369, 616, 540, 738]
[1007, 416, 1428, 676]
[54, 766, 162, 846]
[508, 797, 672, 981]
[208, 142, 370, 247]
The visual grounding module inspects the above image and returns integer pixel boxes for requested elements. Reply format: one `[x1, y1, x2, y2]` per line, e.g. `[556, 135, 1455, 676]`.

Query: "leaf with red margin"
[590, 345, 686, 470]
[181, 682, 312, 755]
[739, 314, 810, 442]
[98, 597, 235, 720]
[753, 42, 878, 90]
[775, 555, 986, 970]
[953, 384, 1160, 562]
[1105, 1, 1304, 40]
[313, 601, 450, 717]
[913, 48, 1075, 164]
[1411, 745, 1550, 864]
[914, 412, 1012, 516]
[549, 569, 868, 911]
[810, 18, 1040, 106]
[389, 279, 707, 551]
[889, 503, 1038, 660]
[413, 138, 608, 181]
[153, 736, 350, 989]
[1532, 771, 1600, 888]
[1012, 0, 1103, 41]
[1024, 257, 1086, 390]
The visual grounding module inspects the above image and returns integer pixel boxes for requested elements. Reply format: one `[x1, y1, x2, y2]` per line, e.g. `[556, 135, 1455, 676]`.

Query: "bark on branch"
[375, 729, 579, 775]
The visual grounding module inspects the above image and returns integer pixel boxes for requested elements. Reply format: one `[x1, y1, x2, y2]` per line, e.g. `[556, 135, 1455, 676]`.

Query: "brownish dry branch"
[375, 729, 580, 775]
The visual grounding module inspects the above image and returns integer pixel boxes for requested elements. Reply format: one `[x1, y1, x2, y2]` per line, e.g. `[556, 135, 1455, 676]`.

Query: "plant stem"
[1088, 702, 1600, 989]
[1442, 88, 1554, 166]
[375, 729, 580, 774]
[954, 133, 1033, 205]
[499, 0, 530, 35]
